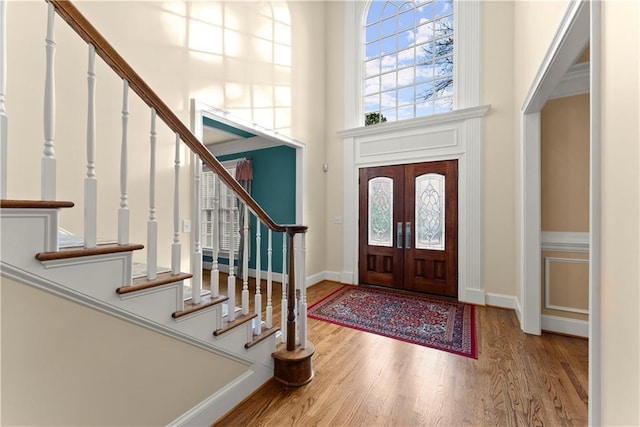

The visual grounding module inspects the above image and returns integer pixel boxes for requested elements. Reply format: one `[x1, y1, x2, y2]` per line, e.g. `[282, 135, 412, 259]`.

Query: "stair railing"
[0, 0, 309, 352]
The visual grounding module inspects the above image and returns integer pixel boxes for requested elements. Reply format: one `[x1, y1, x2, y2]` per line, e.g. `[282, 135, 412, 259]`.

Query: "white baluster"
[254, 217, 262, 334]
[266, 229, 273, 328]
[241, 203, 249, 315]
[210, 174, 220, 298]
[84, 44, 97, 248]
[298, 233, 307, 349]
[171, 133, 181, 275]
[42, 2, 56, 200]
[191, 156, 202, 304]
[227, 192, 236, 321]
[0, 0, 7, 199]
[147, 108, 158, 280]
[280, 234, 287, 343]
[118, 80, 129, 245]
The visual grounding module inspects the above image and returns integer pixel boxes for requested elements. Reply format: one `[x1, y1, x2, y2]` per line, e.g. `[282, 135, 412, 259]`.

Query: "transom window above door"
[364, 0, 454, 124]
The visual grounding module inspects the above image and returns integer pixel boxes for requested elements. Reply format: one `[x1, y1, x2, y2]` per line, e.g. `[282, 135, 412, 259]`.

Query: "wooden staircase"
[0, 198, 288, 422]
[0, 0, 315, 422]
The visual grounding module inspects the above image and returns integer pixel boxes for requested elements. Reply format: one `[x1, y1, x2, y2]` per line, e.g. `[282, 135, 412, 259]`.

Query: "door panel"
[404, 161, 458, 297]
[358, 161, 458, 297]
[358, 166, 404, 289]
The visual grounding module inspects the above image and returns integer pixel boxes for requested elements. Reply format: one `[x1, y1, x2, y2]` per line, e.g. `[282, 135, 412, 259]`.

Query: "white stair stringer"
[0, 207, 278, 424]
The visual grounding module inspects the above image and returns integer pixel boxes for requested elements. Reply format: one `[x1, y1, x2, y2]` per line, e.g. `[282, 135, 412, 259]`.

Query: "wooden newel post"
[286, 228, 297, 351]
[273, 225, 315, 387]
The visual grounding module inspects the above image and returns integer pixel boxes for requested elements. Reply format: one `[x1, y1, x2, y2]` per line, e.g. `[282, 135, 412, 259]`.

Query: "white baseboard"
[208, 263, 285, 284]
[514, 297, 523, 327]
[486, 292, 523, 327]
[340, 270, 354, 284]
[169, 366, 272, 426]
[205, 264, 341, 289]
[304, 270, 341, 287]
[462, 288, 486, 305]
[541, 314, 588, 338]
[485, 292, 519, 310]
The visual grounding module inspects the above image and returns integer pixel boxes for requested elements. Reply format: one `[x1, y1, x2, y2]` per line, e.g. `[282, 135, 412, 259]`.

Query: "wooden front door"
[358, 160, 458, 297]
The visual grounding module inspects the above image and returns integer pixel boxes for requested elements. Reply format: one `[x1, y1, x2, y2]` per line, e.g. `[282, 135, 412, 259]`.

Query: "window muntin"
[364, 0, 454, 124]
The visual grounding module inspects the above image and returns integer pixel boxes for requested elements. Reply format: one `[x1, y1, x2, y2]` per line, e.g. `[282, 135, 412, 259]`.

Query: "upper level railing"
[0, 0, 308, 352]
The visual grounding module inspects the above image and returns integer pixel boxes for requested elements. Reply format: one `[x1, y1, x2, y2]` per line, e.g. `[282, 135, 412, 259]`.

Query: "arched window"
[364, 0, 454, 124]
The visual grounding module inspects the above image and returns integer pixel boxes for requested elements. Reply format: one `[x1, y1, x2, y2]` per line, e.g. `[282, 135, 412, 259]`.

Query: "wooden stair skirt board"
[272, 342, 315, 387]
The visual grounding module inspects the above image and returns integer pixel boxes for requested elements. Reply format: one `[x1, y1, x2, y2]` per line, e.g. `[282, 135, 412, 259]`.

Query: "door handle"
[405, 222, 412, 249]
[397, 222, 403, 249]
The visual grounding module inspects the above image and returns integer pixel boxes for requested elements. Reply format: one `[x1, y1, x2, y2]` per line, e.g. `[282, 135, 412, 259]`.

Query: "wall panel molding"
[541, 231, 590, 253]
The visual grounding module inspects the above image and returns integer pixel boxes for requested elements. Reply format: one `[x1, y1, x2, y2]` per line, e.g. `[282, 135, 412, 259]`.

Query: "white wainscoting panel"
[544, 256, 589, 314]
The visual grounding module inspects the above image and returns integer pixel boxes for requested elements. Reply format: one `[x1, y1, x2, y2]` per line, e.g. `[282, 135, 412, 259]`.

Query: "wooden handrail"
[48, 0, 305, 235]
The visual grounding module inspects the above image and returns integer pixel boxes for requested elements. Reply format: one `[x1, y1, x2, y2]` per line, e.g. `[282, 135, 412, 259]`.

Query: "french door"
[358, 160, 458, 297]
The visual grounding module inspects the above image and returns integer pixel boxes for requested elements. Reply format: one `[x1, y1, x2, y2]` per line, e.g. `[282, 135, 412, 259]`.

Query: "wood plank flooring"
[213, 279, 588, 426]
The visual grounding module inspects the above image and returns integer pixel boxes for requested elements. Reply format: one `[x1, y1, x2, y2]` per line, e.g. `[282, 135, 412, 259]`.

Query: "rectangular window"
[202, 160, 241, 258]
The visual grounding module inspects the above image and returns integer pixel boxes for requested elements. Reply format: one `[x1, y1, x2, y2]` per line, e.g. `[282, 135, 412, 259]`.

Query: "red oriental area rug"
[308, 285, 477, 359]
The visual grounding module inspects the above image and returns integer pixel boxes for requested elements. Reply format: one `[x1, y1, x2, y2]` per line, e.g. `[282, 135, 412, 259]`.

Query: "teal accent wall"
[203, 116, 256, 139]
[207, 145, 296, 274]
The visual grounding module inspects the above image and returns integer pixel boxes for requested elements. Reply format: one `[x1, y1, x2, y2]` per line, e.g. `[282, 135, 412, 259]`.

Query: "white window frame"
[346, 0, 481, 128]
[202, 159, 242, 258]
[363, 0, 456, 122]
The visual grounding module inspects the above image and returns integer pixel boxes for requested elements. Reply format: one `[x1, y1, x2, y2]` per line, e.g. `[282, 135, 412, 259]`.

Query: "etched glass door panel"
[415, 173, 445, 251]
[368, 177, 393, 247]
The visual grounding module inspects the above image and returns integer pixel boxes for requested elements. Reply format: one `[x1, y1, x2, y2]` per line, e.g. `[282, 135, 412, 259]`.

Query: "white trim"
[548, 62, 590, 101]
[588, 1, 602, 423]
[210, 263, 284, 285]
[544, 256, 589, 314]
[520, 112, 542, 335]
[341, 107, 489, 304]
[306, 270, 341, 287]
[168, 367, 272, 427]
[522, 1, 590, 114]
[518, 0, 598, 422]
[1, 208, 59, 252]
[206, 136, 282, 157]
[542, 314, 589, 338]
[338, 105, 490, 139]
[485, 292, 519, 310]
[190, 99, 306, 228]
[541, 231, 590, 253]
[344, 1, 482, 126]
[205, 264, 340, 290]
[520, 0, 589, 335]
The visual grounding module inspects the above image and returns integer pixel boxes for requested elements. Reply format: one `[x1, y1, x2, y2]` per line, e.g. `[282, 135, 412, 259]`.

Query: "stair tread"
[36, 243, 144, 261]
[172, 294, 229, 319]
[213, 313, 258, 336]
[1, 199, 75, 209]
[245, 326, 280, 349]
[117, 271, 192, 295]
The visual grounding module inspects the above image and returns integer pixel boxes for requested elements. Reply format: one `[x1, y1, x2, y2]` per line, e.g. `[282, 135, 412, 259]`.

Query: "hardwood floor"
[213, 279, 588, 426]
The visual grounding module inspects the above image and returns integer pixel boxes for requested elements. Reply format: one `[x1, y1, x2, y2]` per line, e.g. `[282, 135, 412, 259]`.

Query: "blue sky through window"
[364, 0, 454, 124]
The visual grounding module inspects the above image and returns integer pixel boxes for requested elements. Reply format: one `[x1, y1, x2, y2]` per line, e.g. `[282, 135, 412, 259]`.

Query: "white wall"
[512, 0, 571, 304]
[1, 276, 247, 425]
[4, 1, 327, 277]
[324, 1, 345, 278]
[481, 1, 516, 296]
[600, 1, 640, 423]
